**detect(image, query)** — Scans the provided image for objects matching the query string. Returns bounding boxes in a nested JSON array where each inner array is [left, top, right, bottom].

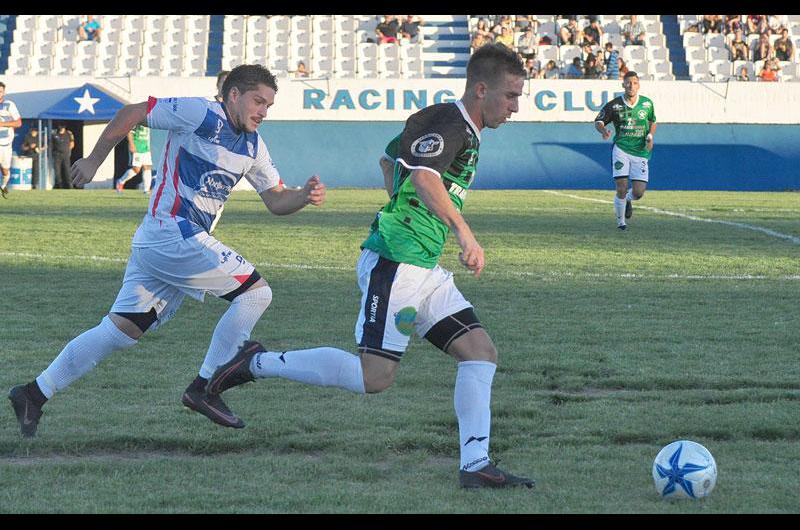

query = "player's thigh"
[[136, 232, 264, 303], [110, 250, 187, 333], [611, 144, 631, 180], [0, 146, 12, 171], [445, 327, 498, 363], [629, 155, 649, 185], [359, 351, 400, 393], [354, 248, 440, 363]]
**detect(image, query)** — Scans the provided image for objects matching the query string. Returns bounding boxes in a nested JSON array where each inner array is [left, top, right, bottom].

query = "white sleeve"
[[245, 137, 282, 193], [8, 101, 20, 121], [145, 96, 207, 133]]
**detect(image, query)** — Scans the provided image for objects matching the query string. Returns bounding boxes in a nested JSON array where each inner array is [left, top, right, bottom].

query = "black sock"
[[25, 381, 48, 408], [188, 375, 208, 392]]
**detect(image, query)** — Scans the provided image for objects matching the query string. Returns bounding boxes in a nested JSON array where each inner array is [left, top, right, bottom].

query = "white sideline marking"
[[2, 251, 798, 281], [543, 190, 800, 245]]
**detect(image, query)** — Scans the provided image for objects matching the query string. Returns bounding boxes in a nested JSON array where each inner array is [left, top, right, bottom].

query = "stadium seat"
[[706, 46, 730, 62], [310, 57, 334, 76], [379, 57, 402, 78], [559, 45, 581, 64], [647, 46, 669, 62], [379, 43, 400, 60], [732, 60, 755, 80], [648, 59, 671, 76], [683, 32, 704, 49], [312, 30, 334, 48], [401, 56, 424, 78], [312, 15, 334, 34], [622, 45, 646, 62], [334, 56, 356, 78], [269, 15, 290, 33], [357, 56, 379, 78], [313, 42, 335, 61], [538, 45, 559, 62], [709, 60, 733, 81], [684, 45, 705, 62], [334, 15, 357, 34], [357, 42, 379, 61]]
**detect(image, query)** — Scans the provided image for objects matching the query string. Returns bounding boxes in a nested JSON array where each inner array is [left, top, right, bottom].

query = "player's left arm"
[[379, 155, 394, 196], [260, 176, 326, 215], [1, 102, 21, 128], [646, 104, 657, 151]]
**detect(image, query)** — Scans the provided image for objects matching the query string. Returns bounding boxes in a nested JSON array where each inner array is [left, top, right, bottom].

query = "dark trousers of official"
[[30, 155, 39, 189], [53, 154, 72, 189]]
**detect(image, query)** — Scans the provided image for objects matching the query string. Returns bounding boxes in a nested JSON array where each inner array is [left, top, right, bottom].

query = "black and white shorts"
[[355, 248, 480, 361]]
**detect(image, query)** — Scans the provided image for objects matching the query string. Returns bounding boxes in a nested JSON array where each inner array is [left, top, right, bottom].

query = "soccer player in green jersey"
[[115, 124, 153, 195], [206, 44, 535, 489], [594, 71, 657, 230]]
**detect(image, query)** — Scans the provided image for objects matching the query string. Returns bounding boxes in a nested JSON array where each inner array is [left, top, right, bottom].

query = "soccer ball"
[[652, 440, 717, 499]]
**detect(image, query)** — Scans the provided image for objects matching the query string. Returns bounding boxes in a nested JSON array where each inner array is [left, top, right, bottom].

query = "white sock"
[[36, 316, 138, 399], [250, 347, 366, 394], [614, 195, 626, 226], [118, 168, 136, 185], [626, 189, 632, 201], [142, 168, 152, 192], [198, 285, 272, 379], [454, 360, 496, 472]]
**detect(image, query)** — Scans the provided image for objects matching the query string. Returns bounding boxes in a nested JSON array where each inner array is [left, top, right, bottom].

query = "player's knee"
[[476, 344, 498, 364], [363, 372, 395, 394], [633, 190, 645, 200]]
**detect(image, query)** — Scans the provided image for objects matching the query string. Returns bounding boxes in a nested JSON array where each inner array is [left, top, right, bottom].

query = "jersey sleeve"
[[649, 101, 657, 123], [8, 101, 20, 121], [595, 101, 613, 125], [145, 96, 207, 133], [244, 137, 282, 193], [396, 111, 465, 178], [382, 133, 402, 162]]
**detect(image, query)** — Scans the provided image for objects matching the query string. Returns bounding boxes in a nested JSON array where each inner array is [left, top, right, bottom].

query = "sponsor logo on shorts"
[[614, 160, 624, 170], [220, 250, 232, 264], [411, 133, 444, 158], [394, 306, 417, 336], [369, 295, 380, 323]]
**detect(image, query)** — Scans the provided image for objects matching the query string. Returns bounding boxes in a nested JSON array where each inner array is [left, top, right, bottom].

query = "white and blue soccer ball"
[[652, 440, 717, 499]]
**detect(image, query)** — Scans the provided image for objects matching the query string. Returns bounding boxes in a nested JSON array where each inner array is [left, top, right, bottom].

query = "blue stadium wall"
[[150, 122, 800, 191]]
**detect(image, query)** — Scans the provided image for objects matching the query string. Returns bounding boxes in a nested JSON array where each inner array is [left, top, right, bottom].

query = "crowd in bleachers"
[[680, 14, 800, 81], [470, 15, 672, 80]]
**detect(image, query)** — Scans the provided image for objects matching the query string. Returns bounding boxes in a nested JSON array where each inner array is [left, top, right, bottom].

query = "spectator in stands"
[[580, 42, 596, 64], [538, 34, 553, 46], [496, 26, 514, 50], [737, 64, 751, 81], [471, 31, 490, 52], [773, 28, 794, 61], [604, 43, 620, 79], [768, 15, 786, 35], [77, 15, 102, 43], [400, 15, 424, 43], [473, 18, 494, 44], [622, 15, 645, 46], [746, 15, 769, 35], [565, 57, 584, 78], [758, 58, 780, 81], [21, 127, 41, 189], [753, 32, 773, 62], [514, 15, 538, 33], [559, 18, 583, 45], [618, 57, 630, 77], [583, 53, 604, 79], [725, 14, 743, 34], [517, 26, 537, 57], [582, 18, 604, 47], [540, 59, 560, 79], [701, 15, 724, 34], [524, 56, 541, 78], [728, 29, 750, 61], [490, 15, 512, 37], [375, 15, 399, 44], [214, 70, 229, 103], [50, 123, 75, 190], [293, 61, 311, 78]]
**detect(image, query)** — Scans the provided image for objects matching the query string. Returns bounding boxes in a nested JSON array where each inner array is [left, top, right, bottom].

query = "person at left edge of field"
[[0, 81, 22, 198], [7, 64, 327, 437], [115, 124, 153, 195], [594, 71, 657, 230]]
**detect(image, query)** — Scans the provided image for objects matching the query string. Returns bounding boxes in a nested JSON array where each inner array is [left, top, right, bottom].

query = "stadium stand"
[[0, 15, 797, 81]]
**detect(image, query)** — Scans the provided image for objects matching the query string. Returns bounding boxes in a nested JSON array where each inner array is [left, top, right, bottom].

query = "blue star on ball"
[[655, 443, 709, 498]]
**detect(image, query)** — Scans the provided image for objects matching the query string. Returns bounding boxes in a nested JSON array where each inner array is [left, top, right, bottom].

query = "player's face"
[[230, 84, 275, 133], [622, 75, 639, 99], [481, 73, 524, 129]]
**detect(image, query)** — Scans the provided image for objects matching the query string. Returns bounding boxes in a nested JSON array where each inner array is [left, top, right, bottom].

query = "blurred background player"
[[0, 81, 22, 198], [206, 44, 535, 490], [51, 123, 75, 189], [594, 71, 657, 230], [115, 124, 152, 195]]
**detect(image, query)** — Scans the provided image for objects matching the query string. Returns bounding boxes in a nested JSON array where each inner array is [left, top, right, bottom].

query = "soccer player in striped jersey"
[[207, 44, 535, 489], [8, 64, 326, 435], [594, 71, 657, 230]]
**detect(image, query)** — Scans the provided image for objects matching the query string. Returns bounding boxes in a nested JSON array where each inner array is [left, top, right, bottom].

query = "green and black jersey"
[[362, 100, 481, 269], [595, 95, 656, 159]]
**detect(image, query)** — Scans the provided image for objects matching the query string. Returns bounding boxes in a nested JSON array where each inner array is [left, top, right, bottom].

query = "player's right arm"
[[594, 102, 613, 140], [411, 168, 484, 278], [71, 102, 149, 187], [379, 134, 401, 196]]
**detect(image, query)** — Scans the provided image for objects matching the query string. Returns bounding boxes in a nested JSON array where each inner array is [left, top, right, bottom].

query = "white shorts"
[[0, 145, 12, 170], [110, 231, 260, 331], [354, 248, 472, 360], [612, 144, 649, 182], [131, 151, 152, 167]]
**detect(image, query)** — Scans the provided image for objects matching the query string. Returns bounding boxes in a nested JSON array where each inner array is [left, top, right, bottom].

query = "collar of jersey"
[[622, 95, 640, 108], [455, 100, 481, 141]]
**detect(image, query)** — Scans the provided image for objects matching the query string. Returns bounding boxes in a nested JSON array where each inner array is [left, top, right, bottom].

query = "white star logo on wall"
[[74, 89, 101, 114]]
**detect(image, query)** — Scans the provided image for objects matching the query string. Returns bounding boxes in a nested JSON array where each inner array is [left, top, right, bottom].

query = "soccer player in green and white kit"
[[594, 71, 657, 230], [115, 124, 153, 195], [206, 44, 535, 489]]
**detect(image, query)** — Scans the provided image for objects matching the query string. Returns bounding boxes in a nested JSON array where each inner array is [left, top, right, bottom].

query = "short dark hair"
[[623, 71, 639, 80], [216, 70, 230, 85], [221, 64, 278, 102], [466, 43, 526, 88], [0, 81, 5, 89]]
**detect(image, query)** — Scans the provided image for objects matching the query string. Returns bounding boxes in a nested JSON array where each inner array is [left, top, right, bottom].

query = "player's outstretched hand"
[[458, 240, 485, 279], [71, 158, 100, 188], [1, 186, 8, 199], [303, 175, 326, 206]]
